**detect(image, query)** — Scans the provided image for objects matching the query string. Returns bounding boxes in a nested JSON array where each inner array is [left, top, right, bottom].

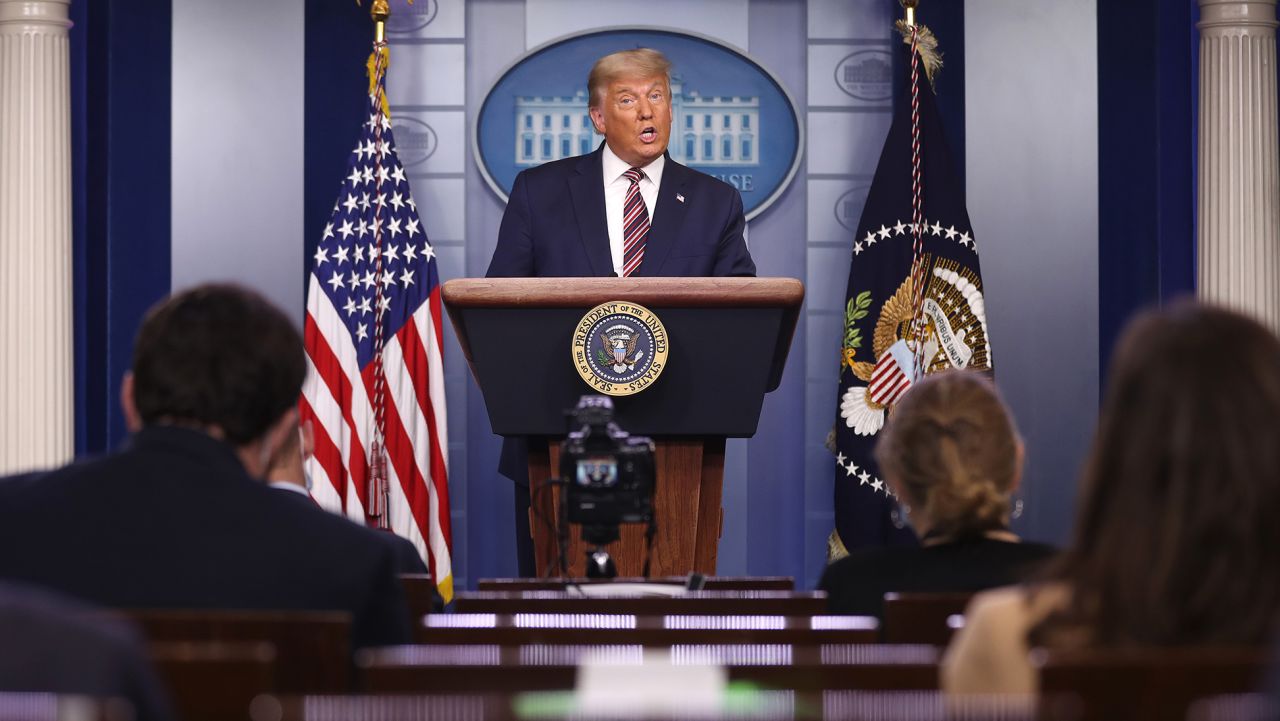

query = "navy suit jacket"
[[268, 485, 430, 576], [487, 147, 757, 482], [0, 427, 412, 650], [487, 146, 756, 278]]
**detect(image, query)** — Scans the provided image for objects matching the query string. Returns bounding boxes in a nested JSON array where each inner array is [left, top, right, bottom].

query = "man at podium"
[[486, 47, 757, 574]]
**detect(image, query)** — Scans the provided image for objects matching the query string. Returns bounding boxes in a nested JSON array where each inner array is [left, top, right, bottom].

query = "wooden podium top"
[[442, 276, 804, 437], [444, 277, 807, 576], [442, 276, 804, 309]]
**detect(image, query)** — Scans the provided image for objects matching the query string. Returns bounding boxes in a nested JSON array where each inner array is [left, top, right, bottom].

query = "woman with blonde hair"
[[943, 301, 1280, 694], [819, 369, 1055, 616]]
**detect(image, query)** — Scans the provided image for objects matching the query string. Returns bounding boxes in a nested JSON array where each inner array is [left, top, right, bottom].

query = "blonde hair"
[[873, 370, 1020, 538], [587, 48, 673, 108]]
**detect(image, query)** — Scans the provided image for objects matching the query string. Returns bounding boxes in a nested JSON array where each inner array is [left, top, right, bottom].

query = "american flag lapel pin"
[[676, 193, 685, 203]]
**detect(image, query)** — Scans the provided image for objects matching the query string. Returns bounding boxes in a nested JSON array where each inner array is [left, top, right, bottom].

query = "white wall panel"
[[807, 43, 893, 109], [171, 0, 305, 318], [394, 110, 467, 175], [966, 0, 1098, 544], [526, 0, 750, 49], [386, 43, 466, 106], [807, 0, 893, 40], [386, 0, 465, 39], [411, 178, 467, 240], [804, 111, 891, 175], [807, 178, 872, 244]]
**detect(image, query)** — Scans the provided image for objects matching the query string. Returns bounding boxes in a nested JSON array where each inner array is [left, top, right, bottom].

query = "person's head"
[[1039, 300, 1280, 647], [874, 370, 1022, 540], [121, 283, 307, 477], [587, 48, 673, 168]]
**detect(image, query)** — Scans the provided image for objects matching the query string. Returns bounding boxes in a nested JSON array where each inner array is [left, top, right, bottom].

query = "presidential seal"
[[572, 301, 669, 396]]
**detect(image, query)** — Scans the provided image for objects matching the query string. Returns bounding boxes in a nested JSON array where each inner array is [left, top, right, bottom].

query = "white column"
[[0, 0, 73, 473], [1198, 0, 1280, 329]]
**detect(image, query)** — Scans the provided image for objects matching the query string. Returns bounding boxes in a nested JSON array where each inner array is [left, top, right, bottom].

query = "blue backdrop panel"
[[71, 0, 173, 455]]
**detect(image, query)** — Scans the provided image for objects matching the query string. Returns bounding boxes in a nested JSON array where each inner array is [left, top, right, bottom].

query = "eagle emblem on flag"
[[839, 254, 991, 438]]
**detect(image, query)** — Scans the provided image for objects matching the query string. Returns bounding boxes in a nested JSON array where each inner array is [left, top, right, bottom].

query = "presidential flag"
[[831, 24, 992, 555], [300, 45, 453, 600]]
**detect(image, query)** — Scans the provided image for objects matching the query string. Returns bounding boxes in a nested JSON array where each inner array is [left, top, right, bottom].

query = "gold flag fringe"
[[827, 529, 851, 563], [895, 19, 943, 88], [366, 46, 391, 121]]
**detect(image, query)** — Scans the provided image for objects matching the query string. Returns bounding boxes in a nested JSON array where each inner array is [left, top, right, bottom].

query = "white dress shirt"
[[601, 144, 664, 277], [268, 481, 311, 497]]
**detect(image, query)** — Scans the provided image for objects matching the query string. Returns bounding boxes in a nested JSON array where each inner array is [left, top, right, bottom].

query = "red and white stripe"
[[301, 273, 454, 600], [868, 352, 912, 408]]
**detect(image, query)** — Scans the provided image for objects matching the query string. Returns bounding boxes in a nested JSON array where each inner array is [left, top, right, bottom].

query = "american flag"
[[300, 46, 453, 601]]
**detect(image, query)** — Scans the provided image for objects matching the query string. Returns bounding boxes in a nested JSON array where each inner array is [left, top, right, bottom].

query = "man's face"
[[589, 74, 672, 168]]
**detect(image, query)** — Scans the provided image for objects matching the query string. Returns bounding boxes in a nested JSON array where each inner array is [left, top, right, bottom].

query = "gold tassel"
[[895, 19, 943, 88], [827, 529, 850, 563]]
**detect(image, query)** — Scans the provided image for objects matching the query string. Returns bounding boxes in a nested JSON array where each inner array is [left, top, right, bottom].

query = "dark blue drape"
[[71, 0, 173, 456], [1096, 0, 1198, 379]]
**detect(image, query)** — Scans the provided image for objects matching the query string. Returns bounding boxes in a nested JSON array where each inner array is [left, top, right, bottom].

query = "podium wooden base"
[[527, 437, 725, 578]]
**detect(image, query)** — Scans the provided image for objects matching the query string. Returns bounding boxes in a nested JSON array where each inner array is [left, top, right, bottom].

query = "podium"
[[443, 277, 803, 577]]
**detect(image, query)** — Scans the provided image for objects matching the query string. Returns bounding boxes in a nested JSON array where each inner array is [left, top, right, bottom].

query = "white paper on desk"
[[576, 649, 726, 717], [568, 583, 686, 598]]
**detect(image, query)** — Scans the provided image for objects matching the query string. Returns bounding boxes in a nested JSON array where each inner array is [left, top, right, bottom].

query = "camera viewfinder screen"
[[576, 457, 618, 487]]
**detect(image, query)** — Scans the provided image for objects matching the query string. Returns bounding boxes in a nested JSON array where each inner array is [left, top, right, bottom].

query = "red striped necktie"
[[621, 167, 649, 277]]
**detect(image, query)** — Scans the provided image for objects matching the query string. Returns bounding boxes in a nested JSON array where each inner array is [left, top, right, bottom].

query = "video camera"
[[559, 396, 656, 558]]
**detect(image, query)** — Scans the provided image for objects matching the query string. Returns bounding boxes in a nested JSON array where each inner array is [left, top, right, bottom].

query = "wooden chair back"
[[356, 643, 941, 694], [476, 576, 795, 592], [880, 592, 974, 645], [1186, 693, 1280, 721], [821, 690, 1073, 721], [1034, 646, 1268, 721], [453, 590, 827, 616], [416, 613, 877, 646], [114, 609, 351, 693], [249, 695, 514, 721], [0, 695, 132, 721], [148, 641, 275, 721], [250, 694, 805, 721], [398, 574, 440, 622]]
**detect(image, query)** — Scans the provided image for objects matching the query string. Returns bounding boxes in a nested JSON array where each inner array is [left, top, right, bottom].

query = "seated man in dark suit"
[[264, 418, 444, 612], [0, 283, 411, 649], [487, 48, 757, 574]]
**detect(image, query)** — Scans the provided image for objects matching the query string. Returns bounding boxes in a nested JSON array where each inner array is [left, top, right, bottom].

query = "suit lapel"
[[638, 156, 689, 277], [567, 148, 614, 276]]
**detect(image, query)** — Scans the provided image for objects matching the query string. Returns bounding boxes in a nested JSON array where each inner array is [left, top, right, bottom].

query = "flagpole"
[[899, 0, 932, 381], [367, 0, 392, 528], [370, 0, 388, 43]]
